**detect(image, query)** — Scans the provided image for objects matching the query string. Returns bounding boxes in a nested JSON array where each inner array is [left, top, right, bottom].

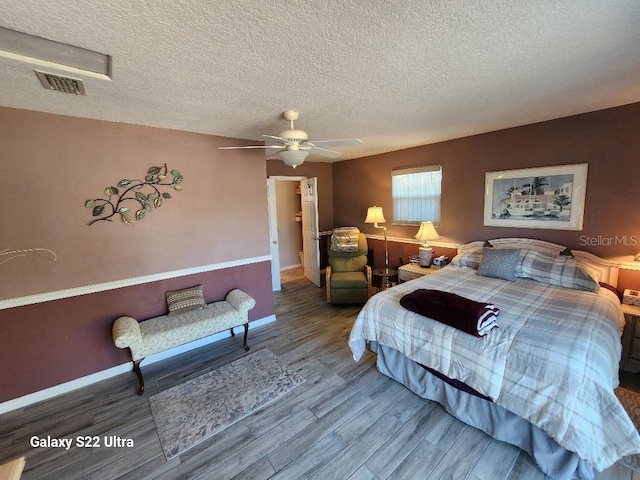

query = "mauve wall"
[[0, 107, 274, 403], [0, 107, 270, 299], [334, 103, 640, 266], [266, 160, 334, 231], [1, 263, 272, 401]]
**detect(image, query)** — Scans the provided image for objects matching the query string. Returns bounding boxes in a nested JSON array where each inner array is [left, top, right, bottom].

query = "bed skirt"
[[374, 343, 595, 480]]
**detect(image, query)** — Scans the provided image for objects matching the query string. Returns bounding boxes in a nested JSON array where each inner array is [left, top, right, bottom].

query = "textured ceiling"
[[1, 1, 640, 161]]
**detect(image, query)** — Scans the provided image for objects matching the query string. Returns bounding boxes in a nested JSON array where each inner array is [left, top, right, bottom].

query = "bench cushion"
[[113, 289, 256, 363], [138, 302, 246, 358]]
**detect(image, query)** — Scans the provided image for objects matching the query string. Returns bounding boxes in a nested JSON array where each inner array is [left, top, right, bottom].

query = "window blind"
[[391, 165, 442, 225]]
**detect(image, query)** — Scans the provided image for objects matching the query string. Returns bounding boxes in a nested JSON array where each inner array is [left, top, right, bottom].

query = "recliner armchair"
[[326, 232, 373, 304]]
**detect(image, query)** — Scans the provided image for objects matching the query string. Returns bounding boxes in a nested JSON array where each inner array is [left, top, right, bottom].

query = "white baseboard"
[[280, 263, 302, 272], [0, 363, 131, 416], [0, 314, 276, 415]]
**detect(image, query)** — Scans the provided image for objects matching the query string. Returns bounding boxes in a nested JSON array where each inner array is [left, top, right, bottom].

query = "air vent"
[[35, 70, 86, 95]]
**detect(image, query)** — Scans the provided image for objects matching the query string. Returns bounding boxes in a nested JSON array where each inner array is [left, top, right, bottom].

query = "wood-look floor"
[[1, 268, 638, 479]]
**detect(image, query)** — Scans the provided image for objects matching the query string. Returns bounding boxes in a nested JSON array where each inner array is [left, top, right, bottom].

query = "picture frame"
[[483, 163, 588, 231]]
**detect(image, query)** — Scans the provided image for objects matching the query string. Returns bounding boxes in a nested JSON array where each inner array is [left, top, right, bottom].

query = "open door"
[[300, 178, 321, 287], [266, 177, 281, 291]]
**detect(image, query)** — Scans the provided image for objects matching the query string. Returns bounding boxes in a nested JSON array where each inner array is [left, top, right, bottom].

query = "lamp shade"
[[364, 206, 386, 224], [415, 221, 439, 244], [278, 150, 308, 168]]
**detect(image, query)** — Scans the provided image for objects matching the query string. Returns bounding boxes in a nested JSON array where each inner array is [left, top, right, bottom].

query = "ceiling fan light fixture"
[[278, 150, 308, 168], [278, 129, 308, 142], [218, 110, 361, 163]]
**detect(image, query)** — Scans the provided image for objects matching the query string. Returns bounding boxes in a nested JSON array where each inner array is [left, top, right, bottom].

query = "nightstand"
[[398, 263, 441, 283], [621, 304, 640, 372]]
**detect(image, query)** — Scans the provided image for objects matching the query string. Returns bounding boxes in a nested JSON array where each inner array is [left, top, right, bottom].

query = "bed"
[[348, 238, 640, 480]]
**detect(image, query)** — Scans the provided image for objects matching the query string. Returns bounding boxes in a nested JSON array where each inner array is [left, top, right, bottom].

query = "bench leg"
[[243, 323, 250, 351], [133, 360, 145, 395], [230, 325, 250, 351]]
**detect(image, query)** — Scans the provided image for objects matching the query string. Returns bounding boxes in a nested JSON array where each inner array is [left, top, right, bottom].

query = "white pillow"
[[450, 249, 483, 269]]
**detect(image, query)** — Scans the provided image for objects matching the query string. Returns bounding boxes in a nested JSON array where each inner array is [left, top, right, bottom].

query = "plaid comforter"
[[348, 266, 640, 471]]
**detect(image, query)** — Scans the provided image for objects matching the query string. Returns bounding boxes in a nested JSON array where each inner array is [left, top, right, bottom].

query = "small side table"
[[372, 267, 398, 291], [398, 263, 441, 283]]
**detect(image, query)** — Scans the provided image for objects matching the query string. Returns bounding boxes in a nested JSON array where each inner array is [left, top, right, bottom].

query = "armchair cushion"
[[329, 255, 367, 272], [330, 271, 369, 289]]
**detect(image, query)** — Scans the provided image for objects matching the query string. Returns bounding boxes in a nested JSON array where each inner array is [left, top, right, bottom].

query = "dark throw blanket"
[[399, 289, 499, 337]]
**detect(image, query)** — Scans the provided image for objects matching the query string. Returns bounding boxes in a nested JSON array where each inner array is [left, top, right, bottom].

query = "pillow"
[[166, 285, 206, 316], [517, 250, 599, 292], [450, 250, 483, 270], [330, 227, 360, 253], [478, 248, 520, 281], [328, 232, 368, 257], [579, 264, 602, 284]]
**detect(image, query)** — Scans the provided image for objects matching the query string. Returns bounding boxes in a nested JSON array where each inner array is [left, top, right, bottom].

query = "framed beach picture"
[[484, 163, 588, 230]]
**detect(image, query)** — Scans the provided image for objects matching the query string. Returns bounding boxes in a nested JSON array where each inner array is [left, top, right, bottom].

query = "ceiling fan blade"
[[306, 145, 342, 158], [262, 134, 289, 143], [307, 138, 363, 148], [218, 145, 269, 150], [218, 145, 283, 150]]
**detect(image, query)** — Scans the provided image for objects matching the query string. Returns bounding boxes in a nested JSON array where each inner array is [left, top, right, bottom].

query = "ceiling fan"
[[219, 110, 363, 168]]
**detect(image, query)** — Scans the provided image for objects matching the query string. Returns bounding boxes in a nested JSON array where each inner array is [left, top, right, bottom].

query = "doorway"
[[267, 176, 320, 291]]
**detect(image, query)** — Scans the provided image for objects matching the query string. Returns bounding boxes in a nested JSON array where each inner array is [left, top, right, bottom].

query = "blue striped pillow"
[[517, 250, 599, 292]]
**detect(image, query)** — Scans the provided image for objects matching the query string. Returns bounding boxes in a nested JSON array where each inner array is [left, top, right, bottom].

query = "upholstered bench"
[[112, 288, 255, 394]]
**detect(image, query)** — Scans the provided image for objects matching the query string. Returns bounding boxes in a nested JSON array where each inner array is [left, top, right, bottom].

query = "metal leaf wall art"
[[85, 164, 184, 226]]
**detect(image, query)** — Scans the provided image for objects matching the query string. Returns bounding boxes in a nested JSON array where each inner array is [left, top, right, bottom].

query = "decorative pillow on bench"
[[165, 285, 206, 316]]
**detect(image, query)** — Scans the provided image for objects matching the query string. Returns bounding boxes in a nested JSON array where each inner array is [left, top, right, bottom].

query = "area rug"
[[149, 348, 305, 460], [616, 387, 640, 472]]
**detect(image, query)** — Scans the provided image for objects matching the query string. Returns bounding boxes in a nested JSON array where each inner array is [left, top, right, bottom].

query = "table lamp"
[[364, 206, 388, 267], [415, 221, 439, 267]]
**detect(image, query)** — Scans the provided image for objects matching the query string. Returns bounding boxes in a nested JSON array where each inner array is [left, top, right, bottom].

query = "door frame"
[[267, 175, 308, 292]]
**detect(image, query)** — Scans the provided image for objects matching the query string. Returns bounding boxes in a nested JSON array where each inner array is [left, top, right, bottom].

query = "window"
[[391, 165, 442, 225]]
